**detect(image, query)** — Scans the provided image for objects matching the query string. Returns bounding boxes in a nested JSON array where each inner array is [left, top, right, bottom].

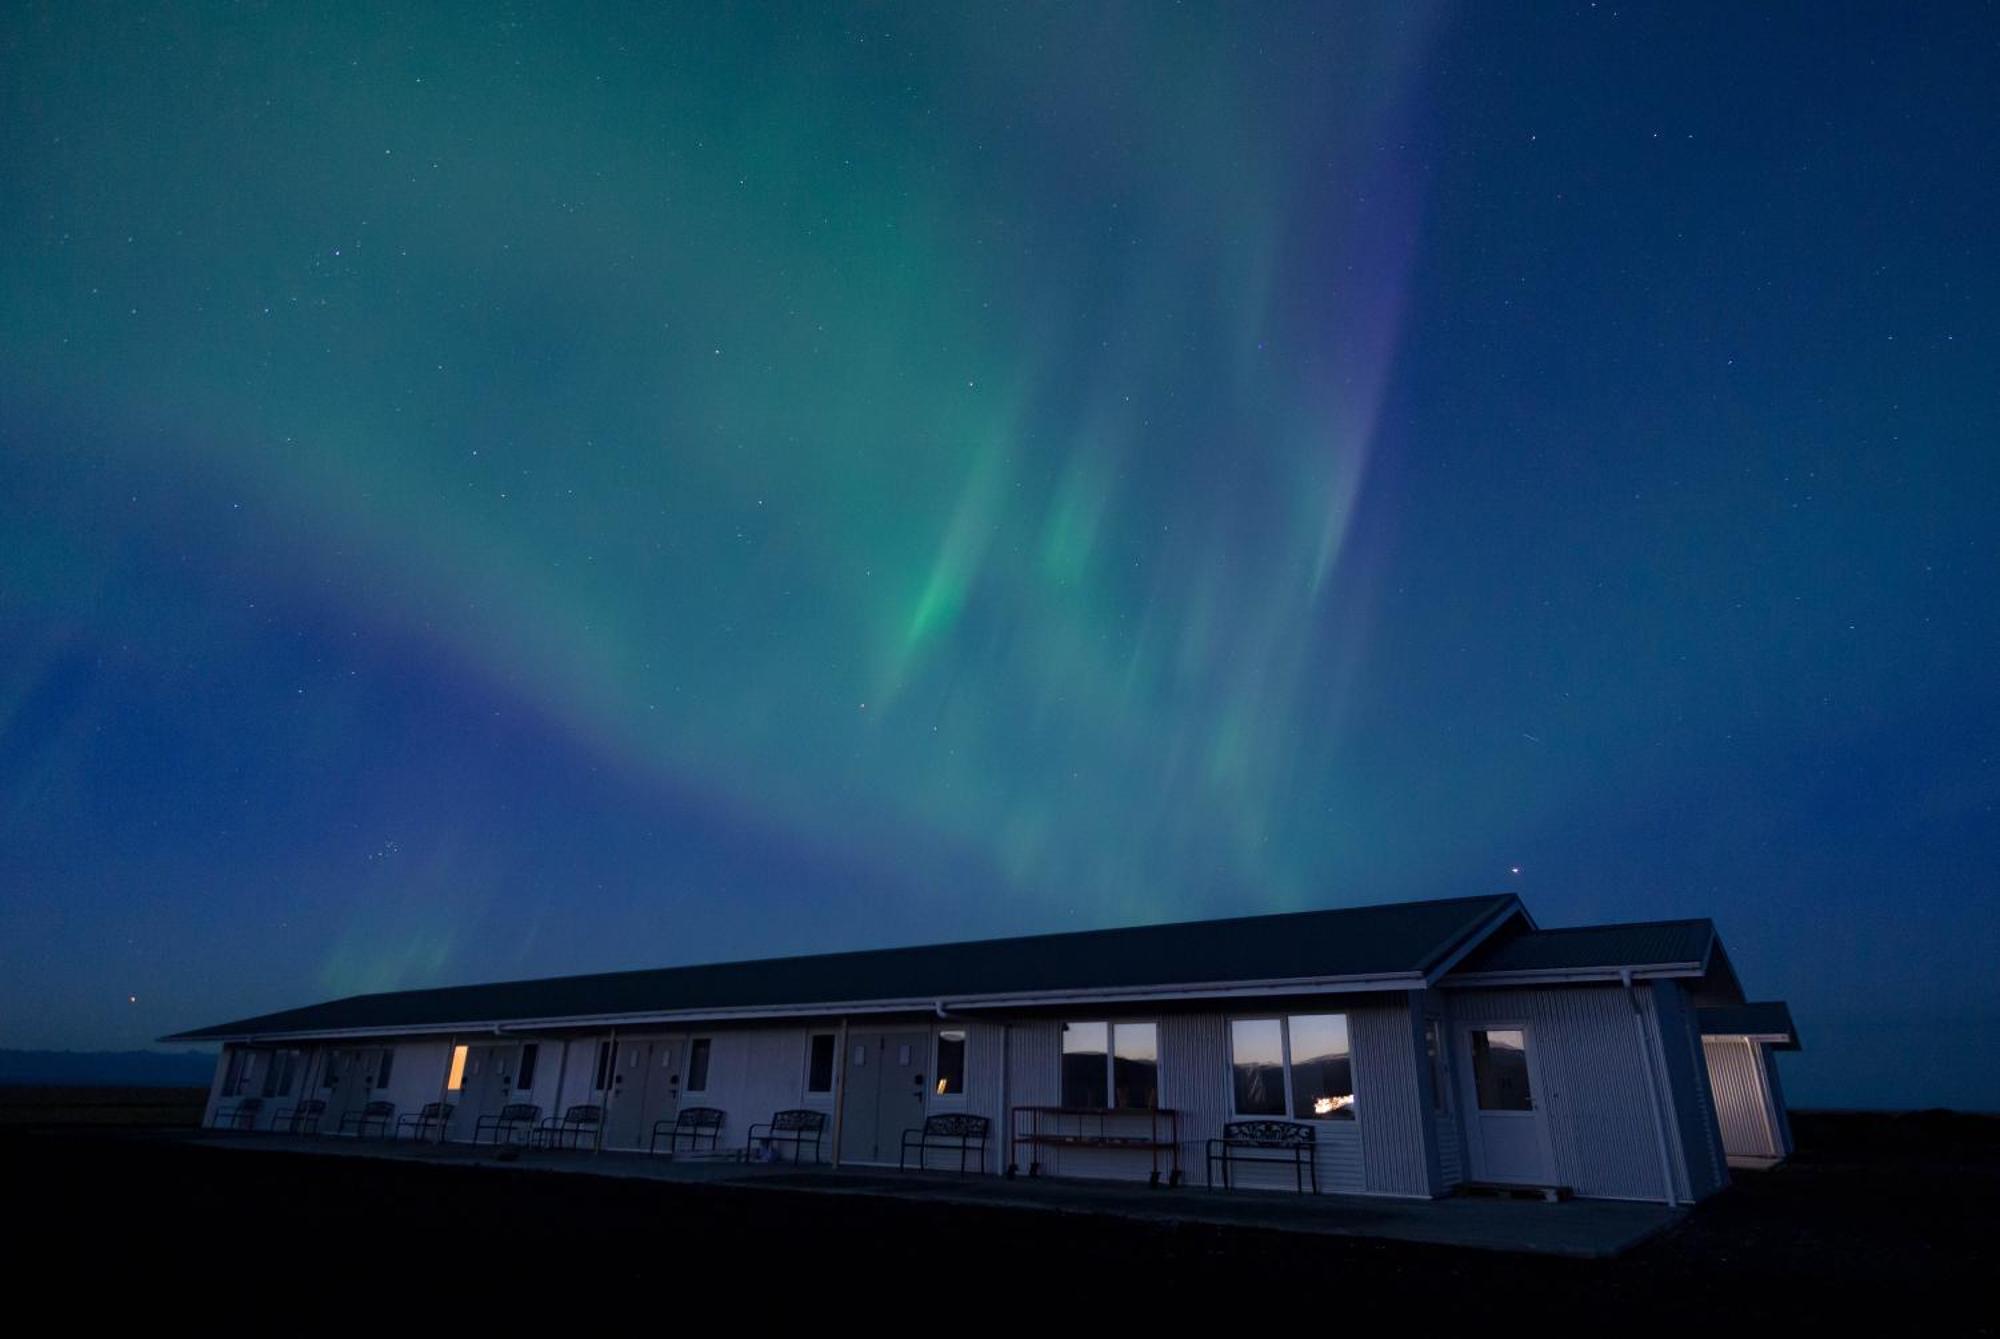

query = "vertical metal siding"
[[1704, 1037, 1778, 1158], [1353, 999, 1434, 1196], [1649, 981, 1729, 1198]]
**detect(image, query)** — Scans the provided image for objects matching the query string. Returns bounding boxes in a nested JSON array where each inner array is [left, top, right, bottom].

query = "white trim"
[[1441, 963, 1705, 989]]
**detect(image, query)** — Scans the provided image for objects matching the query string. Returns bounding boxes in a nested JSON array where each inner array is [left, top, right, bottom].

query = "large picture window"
[[1061, 1022, 1158, 1108], [1229, 1014, 1355, 1120]]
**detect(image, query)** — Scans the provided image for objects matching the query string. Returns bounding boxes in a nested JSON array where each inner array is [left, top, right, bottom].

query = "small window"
[[447, 1044, 469, 1093], [593, 1041, 613, 1091], [1425, 1020, 1449, 1113], [806, 1034, 836, 1094], [375, 1050, 395, 1091], [1470, 1029, 1533, 1111], [935, 1029, 966, 1096], [515, 1044, 537, 1092], [686, 1038, 712, 1093]]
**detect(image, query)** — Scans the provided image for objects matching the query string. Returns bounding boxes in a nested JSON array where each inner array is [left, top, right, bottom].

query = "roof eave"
[[1440, 962, 1708, 989]]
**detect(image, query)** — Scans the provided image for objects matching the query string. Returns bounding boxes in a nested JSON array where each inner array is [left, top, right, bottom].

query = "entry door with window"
[[604, 1039, 682, 1150], [838, 1031, 928, 1164], [1460, 1026, 1555, 1185], [451, 1043, 518, 1137], [323, 1048, 384, 1124]]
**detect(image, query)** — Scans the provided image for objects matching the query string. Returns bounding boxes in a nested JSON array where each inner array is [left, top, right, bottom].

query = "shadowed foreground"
[[8, 1109, 1994, 1328]]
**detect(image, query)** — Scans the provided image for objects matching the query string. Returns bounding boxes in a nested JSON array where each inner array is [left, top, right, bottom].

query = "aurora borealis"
[[2, 4, 1995, 1109]]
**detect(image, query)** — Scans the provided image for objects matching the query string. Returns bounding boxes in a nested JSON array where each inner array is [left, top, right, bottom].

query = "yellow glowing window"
[[447, 1044, 469, 1092]]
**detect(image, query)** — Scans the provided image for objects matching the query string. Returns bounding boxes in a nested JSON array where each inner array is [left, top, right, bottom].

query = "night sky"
[[2, 4, 1994, 1110]]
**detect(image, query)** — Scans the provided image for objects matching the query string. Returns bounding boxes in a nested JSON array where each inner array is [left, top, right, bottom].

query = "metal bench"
[[338, 1099, 396, 1139], [651, 1106, 724, 1157], [901, 1112, 990, 1174], [272, 1097, 326, 1135], [533, 1103, 605, 1150], [396, 1101, 455, 1141], [212, 1096, 264, 1131], [747, 1108, 828, 1164], [473, 1102, 542, 1146], [1206, 1119, 1318, 1193]]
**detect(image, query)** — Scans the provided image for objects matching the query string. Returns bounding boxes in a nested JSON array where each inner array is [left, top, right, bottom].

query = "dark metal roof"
[[164, 893, 1518, 1041], [1448, 918, 1716, 977], [1699, 1001, 1800, 1049]]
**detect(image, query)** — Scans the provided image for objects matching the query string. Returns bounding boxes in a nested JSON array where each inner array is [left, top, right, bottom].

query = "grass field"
[[5, 1093, 1991, 1327]]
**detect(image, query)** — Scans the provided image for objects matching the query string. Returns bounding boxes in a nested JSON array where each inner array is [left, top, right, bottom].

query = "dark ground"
[[6, 1095, 1992, 1328]]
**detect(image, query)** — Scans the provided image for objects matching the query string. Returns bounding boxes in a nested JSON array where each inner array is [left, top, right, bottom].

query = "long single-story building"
[[165, 893, 1798, 1204]]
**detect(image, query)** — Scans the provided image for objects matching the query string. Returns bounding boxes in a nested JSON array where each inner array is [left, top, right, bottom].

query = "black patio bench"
[[651, 1106, 725, 1157], [473, 1102, 542, 1146], [272, 1097, 326, 1135], [901, 1113, 991, 1174], [396, 1101, 455, 1141], [212, 1096, 264, 1131], [1206, 1119, 1318, 1193], [747, 1108, 828, 1164], [339, 1100, 396, 1139], [534, 1103, 605, 1150]]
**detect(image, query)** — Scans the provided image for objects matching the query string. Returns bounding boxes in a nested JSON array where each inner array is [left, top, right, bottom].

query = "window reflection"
[[1061, 1022, 1109, 1108], [1231, 1018, 1286, 1116], [936, 1029, 966, 1095], [1470, 1029, 1533, 1111], [1287, 1014, 1354, 1120], [1113, 1022, 1158, 1109]]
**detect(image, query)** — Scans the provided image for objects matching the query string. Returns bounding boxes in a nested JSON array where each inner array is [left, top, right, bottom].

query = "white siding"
[[1704, 1036, 1781, 1159], [1447, 984, 1698, 1202]]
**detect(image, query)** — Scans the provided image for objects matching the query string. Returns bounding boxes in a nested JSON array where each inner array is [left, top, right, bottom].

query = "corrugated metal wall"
[[1652, 981, 1729, 1197], [1447, 984, 1684, 1202], [1353, 1001, 1433, 1196], [1703, 1036, 1778, 1158]]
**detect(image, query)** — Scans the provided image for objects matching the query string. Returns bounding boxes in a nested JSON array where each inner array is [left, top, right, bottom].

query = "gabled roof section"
[[164, 893, 1520, 1043], [1699, 1001, 1800, 1050], [1442, 917, 1718, 986]]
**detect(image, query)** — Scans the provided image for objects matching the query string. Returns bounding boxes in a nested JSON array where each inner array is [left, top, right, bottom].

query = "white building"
[[167, 893, 1798, 1204]]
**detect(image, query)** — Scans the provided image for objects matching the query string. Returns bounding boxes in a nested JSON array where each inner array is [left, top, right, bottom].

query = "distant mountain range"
[[0, 1049, 216, 1087]]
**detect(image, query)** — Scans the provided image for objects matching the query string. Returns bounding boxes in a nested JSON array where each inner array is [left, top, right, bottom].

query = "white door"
[[1461, 1025, 1555, 1185]]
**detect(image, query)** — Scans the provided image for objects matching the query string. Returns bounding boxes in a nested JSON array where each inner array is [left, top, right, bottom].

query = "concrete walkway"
[[196, 1133, 1681, 1259]]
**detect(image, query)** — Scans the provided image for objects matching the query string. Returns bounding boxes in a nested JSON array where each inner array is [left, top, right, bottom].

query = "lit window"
[[686, 1038, 712, 1093], [515, 1043, 537, 1092], [1229, 1014, 1355, 1120], [1062, 1022, 1158, 1109], [446, 1044, 468, 1093], [935, 1029, 966, 1096], [806, 1034, 835, 1094]]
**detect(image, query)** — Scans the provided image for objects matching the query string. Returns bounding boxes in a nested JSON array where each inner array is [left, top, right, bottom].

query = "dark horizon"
[[3, 4, 1995, 1112]]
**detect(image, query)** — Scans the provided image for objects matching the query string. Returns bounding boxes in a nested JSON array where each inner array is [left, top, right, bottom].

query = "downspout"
[[550, 1037, 570, 1150], [1623, 970, 1680, 1206], [595, 1028, 616, 1154], [829, 1016, 850, 1169]]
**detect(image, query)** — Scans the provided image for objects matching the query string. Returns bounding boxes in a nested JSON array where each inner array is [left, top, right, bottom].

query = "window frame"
[[685, 1037, 713, 1094], [1059, 1020, 1160, 1110], [805, 1032, 837, 1096], [512, 1043, 535, 1093], [932, 1027, 969, 1102], [1226, 1012, 1357, 1122]]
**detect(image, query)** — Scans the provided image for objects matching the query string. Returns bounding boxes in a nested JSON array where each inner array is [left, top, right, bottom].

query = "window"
[[1425, 1020, 1449, 1113], [1061, 1022, 1158, 1109], [447, 1044, 469, 1093], [686, 1038, 712, 1093], [1229, 1014, 1355, 1120], [514, 1044, 537, 1092], [222, 1049, 247, 1097], [594, 1041, 613, 1091], [806, 1034, 835, 1094], [261, 1050, 301, 1099], [375, 1049, 395, 1091], [935, 1029, 966, 1096], [1469, 1029, 1533, 1111]]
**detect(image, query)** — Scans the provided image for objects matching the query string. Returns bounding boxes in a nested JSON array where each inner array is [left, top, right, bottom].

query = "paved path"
[[198, 1132, 1680, 1258]]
